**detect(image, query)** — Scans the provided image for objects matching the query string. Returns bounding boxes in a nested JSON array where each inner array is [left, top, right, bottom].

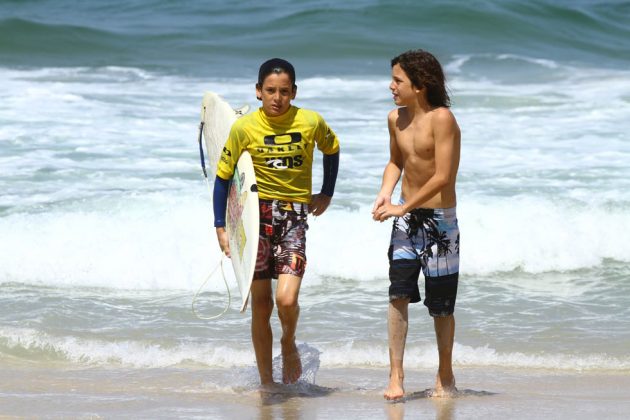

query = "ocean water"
[[2, 0, 630, 417]]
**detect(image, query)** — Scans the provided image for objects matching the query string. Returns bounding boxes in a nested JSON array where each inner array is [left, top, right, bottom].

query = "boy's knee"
[[275, 295, 298, 311], [252, 296, 274, 315]]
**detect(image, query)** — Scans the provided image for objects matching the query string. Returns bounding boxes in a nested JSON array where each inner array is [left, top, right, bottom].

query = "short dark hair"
[[391, 50, 450, 108], [257, 58, 296, 87]]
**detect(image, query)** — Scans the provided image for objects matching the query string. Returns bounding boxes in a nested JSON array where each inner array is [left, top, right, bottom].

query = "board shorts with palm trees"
[[388, 205, 460, 317], [253, 199, 309, 280]]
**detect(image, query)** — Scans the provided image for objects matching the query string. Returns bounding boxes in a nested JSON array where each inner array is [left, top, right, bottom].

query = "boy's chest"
[[397, 125, 434, 159]]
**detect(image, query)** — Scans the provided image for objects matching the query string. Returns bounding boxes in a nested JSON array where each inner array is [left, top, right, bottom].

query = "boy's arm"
[[213, 123, 245, 257], [310, 151, 339, 216], [213, 175, 231, 257], [372, 111, 403, 216], [310, 114, 340, 217]]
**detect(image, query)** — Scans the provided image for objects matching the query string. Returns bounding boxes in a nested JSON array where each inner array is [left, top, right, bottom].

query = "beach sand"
[[2, 365, 629, 419]]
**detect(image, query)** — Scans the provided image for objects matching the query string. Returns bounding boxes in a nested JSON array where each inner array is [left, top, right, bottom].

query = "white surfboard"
[[201, 92, 258, 312]]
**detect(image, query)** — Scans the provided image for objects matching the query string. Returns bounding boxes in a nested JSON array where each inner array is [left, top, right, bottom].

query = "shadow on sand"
[[259, 382, 337, 406], [388, 388, 497, 404], [384, 389, 498, 420]]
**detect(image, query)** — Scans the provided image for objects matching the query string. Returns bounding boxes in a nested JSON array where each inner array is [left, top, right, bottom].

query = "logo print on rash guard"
[[265, 155, 304, 169], [261, 132, 304, 170], [264, 132, 302, 145]]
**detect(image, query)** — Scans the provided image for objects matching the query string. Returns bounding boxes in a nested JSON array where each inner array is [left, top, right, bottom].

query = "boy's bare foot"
[[384, 373, 405, 400], [281, 340, 302, 384], [432, 373, 457, 397]]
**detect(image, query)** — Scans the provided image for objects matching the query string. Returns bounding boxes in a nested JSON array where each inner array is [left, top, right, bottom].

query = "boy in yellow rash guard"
[[216, 103, 339, 202], [212, 58, 340, 386]]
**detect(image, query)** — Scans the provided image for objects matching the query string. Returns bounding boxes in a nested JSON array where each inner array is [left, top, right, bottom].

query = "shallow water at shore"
[[3, 365, 630, 419]]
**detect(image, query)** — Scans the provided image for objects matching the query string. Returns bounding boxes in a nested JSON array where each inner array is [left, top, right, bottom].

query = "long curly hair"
[[391, 50, 451, 108]]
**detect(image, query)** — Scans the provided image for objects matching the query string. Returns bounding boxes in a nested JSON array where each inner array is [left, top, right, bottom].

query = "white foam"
[[1, 194, 629, 291], [459, 197, 630, 274], [2, 64, 630, 287], [309, 197, 630, 279], [3, 326, 626, 372], [318, 341, 630, 371], [0, 326, 253, 368], [0, 192, 230, 291]]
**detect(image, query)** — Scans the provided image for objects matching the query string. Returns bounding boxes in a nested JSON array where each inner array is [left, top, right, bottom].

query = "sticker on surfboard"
[[201, 91, 258, 312]]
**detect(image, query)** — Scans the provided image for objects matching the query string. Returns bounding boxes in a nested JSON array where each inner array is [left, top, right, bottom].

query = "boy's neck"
[[405, 96, 433, 118]]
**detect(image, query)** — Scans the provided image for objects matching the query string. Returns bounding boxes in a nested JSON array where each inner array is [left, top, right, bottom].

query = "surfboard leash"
[[191, 255, 232, 320], [197, 120, 215, 205], [197, 121, 209, 179]]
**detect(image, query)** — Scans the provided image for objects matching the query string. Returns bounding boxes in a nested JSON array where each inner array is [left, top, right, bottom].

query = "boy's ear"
[[414, 84, 424, 93], [255, 83, 262, 101]]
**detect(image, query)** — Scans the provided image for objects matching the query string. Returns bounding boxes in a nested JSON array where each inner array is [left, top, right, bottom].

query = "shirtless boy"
[[372, 49, 461, 400]]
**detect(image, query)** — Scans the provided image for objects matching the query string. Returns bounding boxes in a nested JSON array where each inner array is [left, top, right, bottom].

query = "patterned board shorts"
[[388, 206, 460, 317], [253, 199, 309, 280]]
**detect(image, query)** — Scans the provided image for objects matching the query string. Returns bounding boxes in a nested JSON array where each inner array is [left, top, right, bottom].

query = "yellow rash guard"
[[216, 105, 340, 203]]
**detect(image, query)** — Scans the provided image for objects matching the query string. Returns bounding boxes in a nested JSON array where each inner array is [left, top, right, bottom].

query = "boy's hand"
[[372, 194, 392, 221], [216, 227, 231, 257], [373, 202, 405, 222], [309, 193, 332, 216]]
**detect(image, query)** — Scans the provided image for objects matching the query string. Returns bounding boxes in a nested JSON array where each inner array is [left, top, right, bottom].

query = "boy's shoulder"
[[388, 107, 415, 130], [388, 107, 406, 123], [295, 106, 324, 123], [429, 107, 459, 132], [428, 106, 457, 123]]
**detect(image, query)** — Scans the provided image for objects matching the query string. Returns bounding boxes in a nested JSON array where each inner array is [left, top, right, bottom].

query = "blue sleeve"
[[321, 151, 339, 197], [213, 175, 230, 228]]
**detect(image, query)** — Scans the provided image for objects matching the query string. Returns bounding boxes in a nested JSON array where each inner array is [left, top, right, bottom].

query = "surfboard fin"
[[234, 105, 250, 116]]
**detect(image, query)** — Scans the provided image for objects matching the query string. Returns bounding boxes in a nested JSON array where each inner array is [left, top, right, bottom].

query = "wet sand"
[[2, 365, 630, 419]]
